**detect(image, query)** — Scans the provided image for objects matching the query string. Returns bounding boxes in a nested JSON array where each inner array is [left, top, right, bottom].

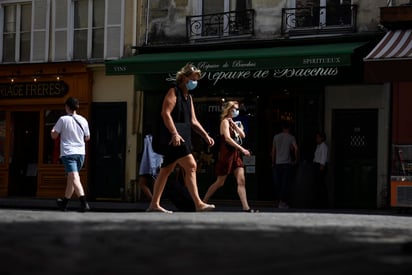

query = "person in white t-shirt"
[[51, 97, 90, 212], [313, 131, 329, 208]]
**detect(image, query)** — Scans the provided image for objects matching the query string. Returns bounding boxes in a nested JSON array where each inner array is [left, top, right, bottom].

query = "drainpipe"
[[133, 0, 137, 54], [145, 0, 150, 45]]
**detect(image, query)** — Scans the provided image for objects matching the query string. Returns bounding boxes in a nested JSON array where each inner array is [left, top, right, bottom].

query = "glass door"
[[9, 111, 39, 196]]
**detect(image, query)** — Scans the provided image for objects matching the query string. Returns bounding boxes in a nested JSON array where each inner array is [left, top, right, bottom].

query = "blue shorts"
[[61, 155, 85, 173]]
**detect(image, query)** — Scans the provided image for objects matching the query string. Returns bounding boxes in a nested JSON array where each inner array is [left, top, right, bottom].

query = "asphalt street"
[[0, 202, 412, 275]]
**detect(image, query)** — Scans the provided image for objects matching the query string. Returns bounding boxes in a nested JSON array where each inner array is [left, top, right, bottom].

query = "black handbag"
[[152, 87, 192, 154], [175, 122, 192, 148]]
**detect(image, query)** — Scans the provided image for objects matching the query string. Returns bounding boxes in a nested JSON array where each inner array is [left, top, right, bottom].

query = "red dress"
[[215, 134, 244, 176]]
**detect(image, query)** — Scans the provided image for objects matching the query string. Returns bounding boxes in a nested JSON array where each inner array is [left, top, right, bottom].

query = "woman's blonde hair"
[[221, 101, 239, 121], [176, 63, 201, 84]]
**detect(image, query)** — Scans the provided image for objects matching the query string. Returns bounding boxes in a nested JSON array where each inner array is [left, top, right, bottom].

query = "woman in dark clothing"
[[203, 101, 258, 212], [146, 63, 215, 213]]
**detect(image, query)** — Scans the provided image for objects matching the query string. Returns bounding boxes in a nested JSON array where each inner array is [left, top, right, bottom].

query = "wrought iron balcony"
[[281, 5, 357, 36], [186, 9, 254, 41], [380, 4, 412, 29]]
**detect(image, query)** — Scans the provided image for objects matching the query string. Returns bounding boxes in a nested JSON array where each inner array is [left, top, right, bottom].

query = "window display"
[[391, 144, 412, 208], [43, 109, 65, 164], [0, 111, 5, 164], [391, 144, 412, 181]]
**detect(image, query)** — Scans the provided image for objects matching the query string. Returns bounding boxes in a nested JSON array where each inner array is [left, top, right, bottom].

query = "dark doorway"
[[9, 112, 39, 196], [332, 109, 378, 208], [257, 94, 299, 201], [90, 102, 126, 200]]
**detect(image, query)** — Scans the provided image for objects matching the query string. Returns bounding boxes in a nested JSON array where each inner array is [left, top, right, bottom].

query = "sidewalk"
[[0, 197, 153, 212], [0, 197, 276, 212], [1, 201, 411, 275], [0, 196, 405, 215]]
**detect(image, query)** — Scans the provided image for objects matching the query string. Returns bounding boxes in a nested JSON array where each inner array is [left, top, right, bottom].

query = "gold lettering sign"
[[0, 81, 69, 99]]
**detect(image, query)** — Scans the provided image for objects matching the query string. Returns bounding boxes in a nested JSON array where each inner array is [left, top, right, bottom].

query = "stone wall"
[[138, 0, 388, 46]]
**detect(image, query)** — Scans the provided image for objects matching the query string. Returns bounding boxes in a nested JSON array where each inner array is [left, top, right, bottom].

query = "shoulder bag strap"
[[71, 115, 85, 136]]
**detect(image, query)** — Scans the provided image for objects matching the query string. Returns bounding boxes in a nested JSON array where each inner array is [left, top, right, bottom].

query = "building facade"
[[106, 0, 405, 208], [364, 1, 412, 209], [0, 0, 138, 200], [1, 0, 409, 209]]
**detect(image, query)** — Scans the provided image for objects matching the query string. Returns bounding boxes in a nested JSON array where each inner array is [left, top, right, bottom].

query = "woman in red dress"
[[203, 101, 258, 212]]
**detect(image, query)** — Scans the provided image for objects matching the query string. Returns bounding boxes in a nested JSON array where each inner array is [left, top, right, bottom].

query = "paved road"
[[1, 207, 411, 274]]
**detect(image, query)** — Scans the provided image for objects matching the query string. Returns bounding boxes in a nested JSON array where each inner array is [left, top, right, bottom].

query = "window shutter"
[[52, 0, 69, 61], [105, 0, 123, 59], [32, 0, 50, 62]]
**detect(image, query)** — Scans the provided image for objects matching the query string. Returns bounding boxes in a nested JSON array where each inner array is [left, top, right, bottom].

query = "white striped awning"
[[365, 29, 412, 60]]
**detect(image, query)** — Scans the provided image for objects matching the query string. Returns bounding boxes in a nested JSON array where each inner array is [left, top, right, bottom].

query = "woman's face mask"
[[186, 80, 198, 90], [231, 108, 239, 118]]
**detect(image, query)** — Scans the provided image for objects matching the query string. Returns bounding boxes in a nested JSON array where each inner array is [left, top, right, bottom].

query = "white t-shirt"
[[273, 132, 296, 164], [53, 114, 90, 157], [313, 142, 328, 165]]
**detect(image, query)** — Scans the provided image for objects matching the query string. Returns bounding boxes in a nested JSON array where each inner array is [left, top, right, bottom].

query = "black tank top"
[[171, 86, 192, 123]]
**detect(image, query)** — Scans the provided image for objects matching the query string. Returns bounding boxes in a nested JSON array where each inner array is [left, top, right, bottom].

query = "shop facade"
[[364, 28, 412, 209], [107, 40, 390, 208], [0, 62, 92, 198]]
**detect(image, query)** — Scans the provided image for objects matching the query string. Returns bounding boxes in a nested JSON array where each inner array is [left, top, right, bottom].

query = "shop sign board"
[[0, 81, 69, 99]]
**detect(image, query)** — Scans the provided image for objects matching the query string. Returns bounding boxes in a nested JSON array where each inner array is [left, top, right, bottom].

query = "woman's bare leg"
[[203, 175, 227, 202], [138, 176, 153, 200], [234, 167, 250, 211], [148, 162, 176, 213], [178, 154, 215, 211]]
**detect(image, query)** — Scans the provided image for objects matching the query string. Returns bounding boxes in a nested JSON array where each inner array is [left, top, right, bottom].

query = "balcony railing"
[[186, 9, 254, 41], [281, 5, 357, 36], [380, 4, 412, 29]]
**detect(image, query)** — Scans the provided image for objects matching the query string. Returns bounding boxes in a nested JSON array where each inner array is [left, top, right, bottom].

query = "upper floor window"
[[52, 0, 124, 61], [282, 0, 356, 35], [1, 0, 50, 63], [187, 0, 253, 40], [296, 0, 352, 27], [2, 2, 32, 62], [73, 0, 104, 60], [0, 0, 124, 63]]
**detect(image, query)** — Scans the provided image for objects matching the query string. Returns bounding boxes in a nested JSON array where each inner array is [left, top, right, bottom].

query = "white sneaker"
[[278, 201, 289, 209]]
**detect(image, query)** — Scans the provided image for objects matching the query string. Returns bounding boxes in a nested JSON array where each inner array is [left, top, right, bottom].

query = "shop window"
[[0, 112, 5, 164], [391, 145, 412, 180], [43, 109, 65, 164]]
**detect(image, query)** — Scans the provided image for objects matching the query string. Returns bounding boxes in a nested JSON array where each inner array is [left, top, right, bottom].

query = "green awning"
[[105, 42, 365, 75]]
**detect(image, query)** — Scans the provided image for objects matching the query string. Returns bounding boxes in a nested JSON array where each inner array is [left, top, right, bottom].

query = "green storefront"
[[106, 42, 368, 205]]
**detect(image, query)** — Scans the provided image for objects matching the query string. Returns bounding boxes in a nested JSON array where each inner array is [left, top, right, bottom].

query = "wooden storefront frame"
[[0, 62, 92, 198]]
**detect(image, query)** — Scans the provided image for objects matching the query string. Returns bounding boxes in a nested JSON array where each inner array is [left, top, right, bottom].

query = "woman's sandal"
[[243, 208, 259, 213], [196, 204, 215, 212], [146, 207, 173, 214]]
